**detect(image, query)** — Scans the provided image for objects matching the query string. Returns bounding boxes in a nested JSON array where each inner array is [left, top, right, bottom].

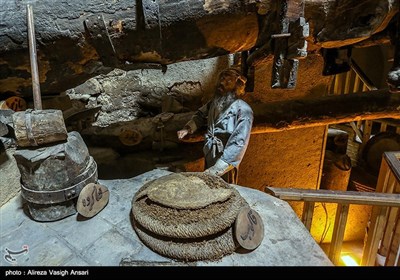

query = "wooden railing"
[[265, 152, 400, 266]]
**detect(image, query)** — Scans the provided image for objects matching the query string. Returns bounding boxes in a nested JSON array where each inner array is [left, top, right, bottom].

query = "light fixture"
[[340, 253, 359, 266]]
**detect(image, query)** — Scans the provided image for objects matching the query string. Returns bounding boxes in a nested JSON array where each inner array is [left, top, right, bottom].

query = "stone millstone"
[[133, 217, 239, 262], [132, 172, 248, 239]]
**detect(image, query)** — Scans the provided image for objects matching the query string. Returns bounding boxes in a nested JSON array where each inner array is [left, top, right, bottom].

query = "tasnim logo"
[[3, 245, 29, 265]]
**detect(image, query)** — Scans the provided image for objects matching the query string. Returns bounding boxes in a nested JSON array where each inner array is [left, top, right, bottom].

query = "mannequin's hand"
[[204, 166, 222, 176], [177, 129, 189, 140], [204, 159, 233, 177]]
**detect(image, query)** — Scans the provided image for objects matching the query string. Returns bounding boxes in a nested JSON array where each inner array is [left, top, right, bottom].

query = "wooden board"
[[77, 183, 109, 218], [234, 207, 264, 250]]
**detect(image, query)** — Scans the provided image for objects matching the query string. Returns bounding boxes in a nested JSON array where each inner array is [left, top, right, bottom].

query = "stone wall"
[[0, 139, 20, 207]]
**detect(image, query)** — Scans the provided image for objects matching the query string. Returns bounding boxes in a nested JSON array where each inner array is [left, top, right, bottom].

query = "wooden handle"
[[27, 4, 42, 110]]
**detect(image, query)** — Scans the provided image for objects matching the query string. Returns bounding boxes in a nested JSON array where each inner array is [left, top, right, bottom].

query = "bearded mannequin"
[[177, 67, 253, 184]]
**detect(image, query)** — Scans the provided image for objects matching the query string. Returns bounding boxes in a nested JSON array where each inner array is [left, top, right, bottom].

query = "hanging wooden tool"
[[12, 4, 67, 147]]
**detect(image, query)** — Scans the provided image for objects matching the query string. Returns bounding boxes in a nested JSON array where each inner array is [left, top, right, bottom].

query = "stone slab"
[[0, 169, 333, 266]]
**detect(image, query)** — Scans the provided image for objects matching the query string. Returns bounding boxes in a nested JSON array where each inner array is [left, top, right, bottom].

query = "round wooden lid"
[[118, 129, 143, 146], [5, 96, 27, 111], [234, 207, 264, 250]]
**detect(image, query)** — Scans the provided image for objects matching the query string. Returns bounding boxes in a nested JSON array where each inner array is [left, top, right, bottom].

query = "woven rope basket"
[[131, 172, 249, 261], [133, 217, 239, 262], [132, 172, 248, 239]]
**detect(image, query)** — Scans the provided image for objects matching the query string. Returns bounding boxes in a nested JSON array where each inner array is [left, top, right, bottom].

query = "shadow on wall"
[[91, 143, 205, 180]]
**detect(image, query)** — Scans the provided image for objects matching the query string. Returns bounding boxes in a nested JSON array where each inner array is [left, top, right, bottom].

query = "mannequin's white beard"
[[213, 91, 236, 113]]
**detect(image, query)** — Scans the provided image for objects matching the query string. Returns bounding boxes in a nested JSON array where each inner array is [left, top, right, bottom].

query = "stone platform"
[[0, 169, 332, 266]]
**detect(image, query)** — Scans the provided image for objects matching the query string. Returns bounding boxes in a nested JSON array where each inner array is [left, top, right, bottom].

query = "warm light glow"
[[341, 254, 359, 266]]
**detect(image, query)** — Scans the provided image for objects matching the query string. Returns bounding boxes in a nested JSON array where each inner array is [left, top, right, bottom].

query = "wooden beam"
[[0, 0, 259, 96], [82, 89, 400, 145], [179, 90, 400, 141], [179, 89, 400, 143], [251, 89, 400, 133], [265, 187, 400, 207], [0, 0, 397, 96]]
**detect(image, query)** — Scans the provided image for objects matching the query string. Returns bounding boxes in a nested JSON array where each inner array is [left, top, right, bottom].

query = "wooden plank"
[[350, 59, 377, 91], [396, 180, 400, 193], [385, 213, 400, 266], [379, 207, 399, 256], [334, 73, 343, 94], [380, 123, 388, 132], [250, 89, 400, 134], [372, 118, 400, 127], [328, 204, 350, 265], [363, 120, 373, 141], [375, 158, 391, 193], [361, 206, 389, 266], [353, 74, 361, 93], [384, 152, 400, 185], [87, 89, 400, 143], [358, 120, 372, 158], [301, 201, 315, 231], [265, 187, 400, 207], [343, 71, 352, 94], [316, 126, 328, 190], [357, 120, 363, 130], [349, 121, 363, 142], [386, 172, 397, 194]]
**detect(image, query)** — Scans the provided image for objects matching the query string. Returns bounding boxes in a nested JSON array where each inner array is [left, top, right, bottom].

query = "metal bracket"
[[84, 14, 119, 67], [243, 0, 308, 90], [140, 0, 163, 56], [142, 0, 161, 30], [271, 0, 308, 89], [21, 157, 98, 204], [152, 112, 174, 151]]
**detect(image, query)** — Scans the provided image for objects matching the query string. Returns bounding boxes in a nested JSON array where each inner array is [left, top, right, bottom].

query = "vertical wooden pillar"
[[328, 203, 350, 265], [301, 201, 315, 231], [358, 120, 373, 159]]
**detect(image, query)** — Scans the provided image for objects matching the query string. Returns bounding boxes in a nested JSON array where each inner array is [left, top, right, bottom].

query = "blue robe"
[[186, 92, 253, 182]]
